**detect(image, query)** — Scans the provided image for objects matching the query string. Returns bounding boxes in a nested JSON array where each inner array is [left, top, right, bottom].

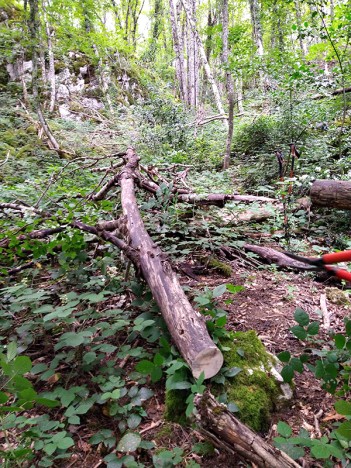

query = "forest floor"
[[136, 262, 350, 467]]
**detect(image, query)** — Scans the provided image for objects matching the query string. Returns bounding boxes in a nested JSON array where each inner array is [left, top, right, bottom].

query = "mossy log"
[[119, 148, 223, 379], [195, 391, 301, 468], [310, 179, 351, 210]]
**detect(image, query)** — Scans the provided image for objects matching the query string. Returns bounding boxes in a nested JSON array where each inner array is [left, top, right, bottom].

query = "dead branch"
[[118, 148, 223, 378], [194, 391, 301, 468], [243, 244, 313, 270]]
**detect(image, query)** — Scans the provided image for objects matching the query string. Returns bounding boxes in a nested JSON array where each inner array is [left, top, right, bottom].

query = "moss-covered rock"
[[219, 331, 282, 432]]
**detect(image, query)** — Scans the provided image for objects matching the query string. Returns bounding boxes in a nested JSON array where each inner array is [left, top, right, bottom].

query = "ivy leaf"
[[13, 356, 32, 374], [127, 414, 142, 429]]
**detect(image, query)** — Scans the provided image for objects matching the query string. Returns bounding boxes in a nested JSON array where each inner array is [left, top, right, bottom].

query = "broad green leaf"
[[225, 367, 242, 378], [336, 421, 351, 441], [294, 308, 309, 326], [227, 402, 239, 413], [57, 437, 75, 450], [290, 358, 303, 373], [307, 322, 319, 336], [0, 391, 9, 404], [13, 356, 32, 374], [276, 421, 292, 437], [116, 432, 141, 452], [7, 342, 17, 361], [213, 284, 227, 298], [226, 284, 244, 294], [310, 443, 332, 459], [334, 334, 346, 349], [335, 400, 351, 416], [127, 414, 142, 429], [151, 366, 163, 383], [135, 360, 154, 374], [290, 325, 307, 341], [281, 364, 294, 383], [277, 351, 291, 363]]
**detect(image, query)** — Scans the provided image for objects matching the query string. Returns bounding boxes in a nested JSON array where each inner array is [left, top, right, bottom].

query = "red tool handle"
[[325, 265, 351, 282], [322, 250, 351, 264]]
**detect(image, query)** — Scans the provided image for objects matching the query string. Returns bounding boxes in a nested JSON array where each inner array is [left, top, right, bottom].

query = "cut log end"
[[192, 347, 224, 379]]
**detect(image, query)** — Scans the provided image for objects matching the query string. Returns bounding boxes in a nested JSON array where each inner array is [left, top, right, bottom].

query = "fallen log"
[[119, 148, 223, 379], [194, 391, 301, 468], [312, 86, 351, 100], [177, 193, 278, 207], [310, 179, 351, 210], [243, 244, 313, 270]]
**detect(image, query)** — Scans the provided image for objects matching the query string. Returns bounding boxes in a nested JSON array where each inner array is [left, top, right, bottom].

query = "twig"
[[320, 293, 331, 330], [0, 151, 9, 167]]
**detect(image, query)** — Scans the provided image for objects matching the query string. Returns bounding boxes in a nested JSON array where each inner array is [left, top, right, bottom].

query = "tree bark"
[[310, 180, 351, 210], [222, 0, 234, 169], [312, 86, 351, 100], [119, 148, 223, 379], [181, 0, 227, 126], [195, 391, 301, 468], [28, 0, 59, 150], [169, 0, 186, 102], [42, 0, 56, 113]]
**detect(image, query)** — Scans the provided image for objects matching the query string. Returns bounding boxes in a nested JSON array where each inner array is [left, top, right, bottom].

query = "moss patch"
[[164, 389, 188, 425], [220, 331, 280, 432], [207, 256, 232, 277]]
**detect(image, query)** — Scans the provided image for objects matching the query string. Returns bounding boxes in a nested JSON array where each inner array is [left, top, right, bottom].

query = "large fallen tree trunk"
[[119, 148, 223, 379], [312, 86, 351, 100], [194, 391, 301, 468], [243, 244, 312, 270], [310, 179, 351, 210]]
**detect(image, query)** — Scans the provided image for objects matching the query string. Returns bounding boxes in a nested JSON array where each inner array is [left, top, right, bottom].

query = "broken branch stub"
[[119, 148, 223, 379]]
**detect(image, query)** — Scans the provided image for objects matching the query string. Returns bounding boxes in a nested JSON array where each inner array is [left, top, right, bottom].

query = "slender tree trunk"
[[236, 77, 244, 113], [249, 0, 264, 56], [42, 0, 56, 113], [169, 0, 186, 101], [111, 0, 123, 28], [248, 0, 268, 87], [29, 0, 59, 150], [222, 0, 234, 169], [294, 0, 306, 55], [181, 0, 227, 126]]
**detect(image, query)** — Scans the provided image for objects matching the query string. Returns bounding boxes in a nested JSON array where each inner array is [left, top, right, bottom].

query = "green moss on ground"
[[220, 331, 280, 432], [207, 256, 232, 277], [164, 389, 188, 425]]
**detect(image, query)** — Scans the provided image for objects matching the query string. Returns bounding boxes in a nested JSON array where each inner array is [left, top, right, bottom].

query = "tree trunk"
[[294, 0, 307, 55], [310, 180, 351, 210], [169, 0, 186, 102], [28, 0, 59, 150], [248, 0, 268, 87], [195, 391, 301, 468], [222, 0, 234, 169], [181, 0, 227, 126], [42, 0, 56, 113], [119, 148, 223, 379]]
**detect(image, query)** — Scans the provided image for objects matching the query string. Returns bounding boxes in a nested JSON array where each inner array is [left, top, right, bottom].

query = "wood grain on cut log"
[[119, 148, 223, 379], [310, 180, 351, 210], [195, 391, 301, 468]]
